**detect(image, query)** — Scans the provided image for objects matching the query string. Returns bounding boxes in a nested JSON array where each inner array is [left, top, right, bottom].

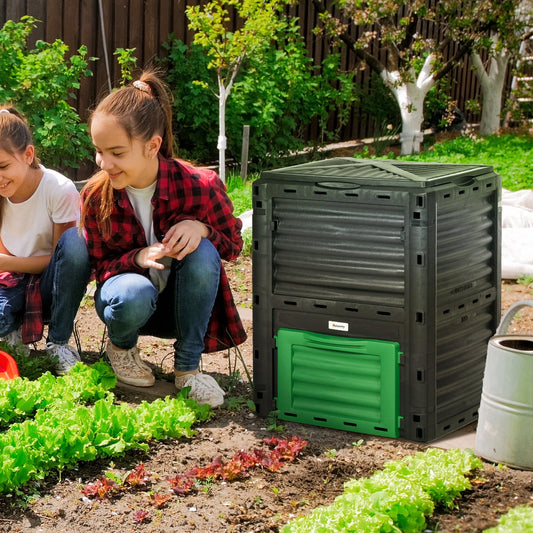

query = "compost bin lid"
[[260, 158, 495, 188]]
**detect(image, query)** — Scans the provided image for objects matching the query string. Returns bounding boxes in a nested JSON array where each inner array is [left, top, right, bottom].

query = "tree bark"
[[382, 58, 436, 154], [218, 80, 228, 183], [471, 51, 510, 135]]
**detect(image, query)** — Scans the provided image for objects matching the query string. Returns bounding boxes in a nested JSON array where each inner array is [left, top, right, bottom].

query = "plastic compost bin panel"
[[252, 158, 501, 442], [275, 329, 401, 437]]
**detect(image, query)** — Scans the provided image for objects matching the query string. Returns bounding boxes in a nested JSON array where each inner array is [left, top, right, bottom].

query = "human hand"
[[162, 220, 208, 261], [134, 242, 169, 270]]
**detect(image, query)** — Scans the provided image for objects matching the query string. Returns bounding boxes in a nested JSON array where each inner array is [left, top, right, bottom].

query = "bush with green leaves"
[[356, 72, 401, 133], [163, 19, 357, 169], [162, 38, 220, 163], [0, 16, 94, 171]]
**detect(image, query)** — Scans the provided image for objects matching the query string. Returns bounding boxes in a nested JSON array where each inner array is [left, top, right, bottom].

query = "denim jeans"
[[94, 238, 221, 372], [0, 227, 91, 344]]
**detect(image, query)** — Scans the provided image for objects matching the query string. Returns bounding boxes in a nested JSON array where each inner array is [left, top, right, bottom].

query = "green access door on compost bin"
[[275, 328, 401, 437]]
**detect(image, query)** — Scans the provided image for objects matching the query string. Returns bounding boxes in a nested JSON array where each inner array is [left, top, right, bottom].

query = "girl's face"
[[91, 114, 162, 190], [0, 145, 35, 202]]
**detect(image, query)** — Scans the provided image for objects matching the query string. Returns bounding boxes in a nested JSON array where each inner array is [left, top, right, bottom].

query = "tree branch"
[[311, 0, 385, 74], [434, 40, 473, 82], [400, 13, 419, 52]]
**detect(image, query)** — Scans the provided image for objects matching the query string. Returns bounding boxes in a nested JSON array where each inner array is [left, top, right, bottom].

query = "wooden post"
[[241, 125, 250, 182]]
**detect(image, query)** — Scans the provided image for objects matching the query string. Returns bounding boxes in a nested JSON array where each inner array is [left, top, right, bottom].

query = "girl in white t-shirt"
[[0, 106, 90, 374]]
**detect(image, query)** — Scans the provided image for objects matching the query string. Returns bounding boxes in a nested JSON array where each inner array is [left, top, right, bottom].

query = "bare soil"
[[1, 258, 533, 533]]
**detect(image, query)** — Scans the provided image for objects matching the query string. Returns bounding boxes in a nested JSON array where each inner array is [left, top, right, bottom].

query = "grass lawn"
[[396, 132, 533, 191]]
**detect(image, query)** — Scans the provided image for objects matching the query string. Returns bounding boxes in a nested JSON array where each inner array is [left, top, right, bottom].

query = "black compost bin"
[[252, 158, 501, 442]]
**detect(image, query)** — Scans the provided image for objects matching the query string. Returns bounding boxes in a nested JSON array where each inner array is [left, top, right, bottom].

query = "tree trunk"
[[471, 51, 510, 136], [396, 84, 426, 155], [382, 60, 435, 155], [218, 81, 228, 183], [216, 66, 240, 183]]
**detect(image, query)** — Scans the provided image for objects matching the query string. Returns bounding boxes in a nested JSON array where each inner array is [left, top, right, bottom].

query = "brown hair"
[[0, 106, 40, 169], [80, 69, 174, 237], [0, 106, 40, 226]]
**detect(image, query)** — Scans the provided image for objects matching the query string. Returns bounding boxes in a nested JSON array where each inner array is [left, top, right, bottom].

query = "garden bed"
[[0, 256, 532, 532]]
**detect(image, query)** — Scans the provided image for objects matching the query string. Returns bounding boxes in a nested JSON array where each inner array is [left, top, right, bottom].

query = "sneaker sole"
[[113, 371, 155, 388]]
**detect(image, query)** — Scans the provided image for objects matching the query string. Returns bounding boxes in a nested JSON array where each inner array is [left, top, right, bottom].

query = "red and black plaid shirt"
[[0, 272, 43, 344], [82, 157, 247, 352]]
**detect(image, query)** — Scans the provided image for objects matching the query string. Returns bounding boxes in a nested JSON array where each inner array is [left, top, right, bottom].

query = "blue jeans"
[[94, 238, 221, 372], [0, 227, 91, 344]]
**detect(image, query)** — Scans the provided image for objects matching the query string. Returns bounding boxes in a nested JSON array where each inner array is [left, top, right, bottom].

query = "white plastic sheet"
[[238, 209, 253, 232], [502, 189, 533, 279]]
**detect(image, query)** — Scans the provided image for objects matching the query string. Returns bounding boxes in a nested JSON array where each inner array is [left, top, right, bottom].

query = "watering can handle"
[[496, 300, 533, 335]]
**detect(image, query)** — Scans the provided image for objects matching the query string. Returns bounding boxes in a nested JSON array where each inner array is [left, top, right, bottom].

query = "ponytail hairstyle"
[[0, 106, 40, 226], [80, 69, 175, 237]]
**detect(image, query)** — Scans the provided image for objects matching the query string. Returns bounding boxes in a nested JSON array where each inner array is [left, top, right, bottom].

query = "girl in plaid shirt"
[[0, 106, 90, 374], [80, 71, 246, 407]]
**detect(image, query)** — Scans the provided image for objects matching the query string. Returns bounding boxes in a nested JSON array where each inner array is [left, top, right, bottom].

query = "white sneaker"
[[175, 373, 225, 407], [1, 328, 31, 357], [46, 342, 81, 375], [105, 340, 155, 387]]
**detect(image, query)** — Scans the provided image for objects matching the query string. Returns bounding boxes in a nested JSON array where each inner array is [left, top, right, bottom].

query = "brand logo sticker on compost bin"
[[328, 320, 349, 332]]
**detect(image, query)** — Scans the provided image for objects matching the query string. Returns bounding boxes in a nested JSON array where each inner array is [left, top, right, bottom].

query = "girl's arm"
[[0, 221, 76, 274], [52, 221, 76, 248]]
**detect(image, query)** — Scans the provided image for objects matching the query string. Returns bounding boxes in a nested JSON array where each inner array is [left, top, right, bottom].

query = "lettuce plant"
[[484, 504, 533, 532], [283, 448, 483, 533], [0, 361, 115, 427], [0, 395, 209, 494]]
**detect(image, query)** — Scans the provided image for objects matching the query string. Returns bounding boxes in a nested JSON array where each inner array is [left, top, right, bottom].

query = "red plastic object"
[[0, 350, 19, 380]]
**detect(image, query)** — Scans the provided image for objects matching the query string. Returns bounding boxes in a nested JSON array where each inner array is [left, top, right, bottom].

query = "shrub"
[[0, 16, 94, 172], [162, 38, 220, 163], [163, 18, 358, 169]]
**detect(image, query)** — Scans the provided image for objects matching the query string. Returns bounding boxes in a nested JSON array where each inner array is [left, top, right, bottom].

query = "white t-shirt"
[[1, 166, 80, 257], [126, 182, 171, 292]]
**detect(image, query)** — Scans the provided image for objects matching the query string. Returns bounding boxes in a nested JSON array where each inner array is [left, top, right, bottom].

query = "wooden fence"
[[0, 0, 486, 148]]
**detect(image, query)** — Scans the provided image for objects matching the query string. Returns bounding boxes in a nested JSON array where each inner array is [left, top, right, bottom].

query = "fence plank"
[[26, 0, 46, 41], [79, 0, 99, 119], [5, 0, 26, 24]]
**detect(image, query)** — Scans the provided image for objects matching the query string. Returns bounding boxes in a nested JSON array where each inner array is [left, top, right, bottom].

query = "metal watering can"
[[475, 300, 533, 470]]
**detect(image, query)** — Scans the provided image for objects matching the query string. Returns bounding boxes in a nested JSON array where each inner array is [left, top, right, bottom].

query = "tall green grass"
[[225, 173, 257, 217], [226, 173, 256, 256]]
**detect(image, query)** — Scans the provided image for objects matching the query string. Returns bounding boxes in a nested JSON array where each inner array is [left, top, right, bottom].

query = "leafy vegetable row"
[[484, 504, 533, 532], [0, 394, 210, 494], [283, 448, 483, 533], [0, 361, 116, 427]]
